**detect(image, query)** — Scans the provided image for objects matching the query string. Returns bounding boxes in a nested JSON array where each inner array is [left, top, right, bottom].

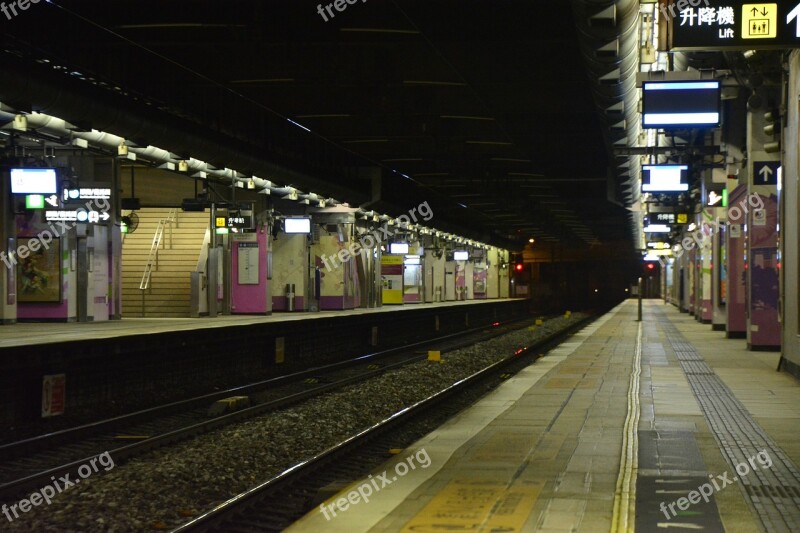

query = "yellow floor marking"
[[611, 321, 641, 532], [400, 480, 541, 532]]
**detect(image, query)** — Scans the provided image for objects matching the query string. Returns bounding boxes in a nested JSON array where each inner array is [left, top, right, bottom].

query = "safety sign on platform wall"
[[670, 1, 800, 50]]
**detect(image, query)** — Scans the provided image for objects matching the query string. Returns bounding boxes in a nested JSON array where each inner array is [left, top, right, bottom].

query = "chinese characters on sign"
[[679, 5, 736, 39]]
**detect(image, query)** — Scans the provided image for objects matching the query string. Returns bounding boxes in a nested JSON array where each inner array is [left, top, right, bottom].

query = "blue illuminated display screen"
[[642, 81, 720, 129], [10, 168, 58, 194]]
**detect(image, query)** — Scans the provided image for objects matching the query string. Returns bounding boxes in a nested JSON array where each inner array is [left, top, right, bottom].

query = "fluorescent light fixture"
[[454, 250, 469, 261], [286, 118, 311, 132], [390, 242, 409, 254], [284, 217, 311, 234], [341, 27, 420, 34]]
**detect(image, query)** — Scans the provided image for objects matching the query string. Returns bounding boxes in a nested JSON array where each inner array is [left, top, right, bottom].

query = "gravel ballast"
[[1, 314, 586, 532]]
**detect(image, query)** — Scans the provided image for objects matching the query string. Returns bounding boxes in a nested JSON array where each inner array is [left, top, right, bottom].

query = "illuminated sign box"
[[642, 81, 720, 129], [641, 164, 689, 192], [25, 194, 45, 209], [650, 212, 689, 225], [670, 1, 800, 51], [284, 217, 311, 234], [389, 242, 409, 254], [63, 187, 112, 202], [453, 250, 469, 261], [10, 168, 57, 194]]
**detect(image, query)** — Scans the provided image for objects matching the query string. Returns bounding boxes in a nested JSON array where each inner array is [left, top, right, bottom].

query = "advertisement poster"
[[17, 236, 61, 303]]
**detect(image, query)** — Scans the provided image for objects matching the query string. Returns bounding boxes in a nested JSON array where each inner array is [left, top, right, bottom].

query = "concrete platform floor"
[[0, 298, 516, 348], [286, 299, 799, 532]]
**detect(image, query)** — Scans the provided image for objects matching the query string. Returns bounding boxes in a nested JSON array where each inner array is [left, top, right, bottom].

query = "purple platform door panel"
[[231, 230, 268, 314], [727, 185, 747, 336], [748, 193, 780, 348], [688, 247, 696, 315], [700, 237, 713, 323]]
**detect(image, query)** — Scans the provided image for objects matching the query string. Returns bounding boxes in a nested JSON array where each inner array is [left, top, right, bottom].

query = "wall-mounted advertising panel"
[[642, 81, 720, 129], [641, 164, 690, 192]]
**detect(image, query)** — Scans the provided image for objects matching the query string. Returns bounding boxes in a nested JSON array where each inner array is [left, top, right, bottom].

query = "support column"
[[746, 105, 780, 349], [0, 168, 17, 324]]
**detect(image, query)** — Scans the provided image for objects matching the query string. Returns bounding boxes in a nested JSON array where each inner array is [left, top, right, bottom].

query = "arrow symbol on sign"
[[759, 165, 774, 181], [752, 6, 759, 15], [45, 195, 59, 207], [100, 211, 110, 221], [761, 7, 769, 16], [788, 3, 800, 37]]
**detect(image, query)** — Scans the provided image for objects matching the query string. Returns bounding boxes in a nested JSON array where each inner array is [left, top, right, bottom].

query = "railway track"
[[0, 316, 540, 502], [171, 314, 594, 532]]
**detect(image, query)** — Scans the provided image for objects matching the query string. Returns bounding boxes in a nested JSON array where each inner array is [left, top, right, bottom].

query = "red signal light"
[[515, 263, 524, 272], [647, 263, 655, 270]]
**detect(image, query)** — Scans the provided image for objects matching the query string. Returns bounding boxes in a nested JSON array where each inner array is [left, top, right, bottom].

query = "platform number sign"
[[42, 373, 66, 417]]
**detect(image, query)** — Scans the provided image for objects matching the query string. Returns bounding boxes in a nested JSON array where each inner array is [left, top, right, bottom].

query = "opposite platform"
[[0, 298, 521, 349], [287, 299, 800, 532], [1, 298, 528, 428]]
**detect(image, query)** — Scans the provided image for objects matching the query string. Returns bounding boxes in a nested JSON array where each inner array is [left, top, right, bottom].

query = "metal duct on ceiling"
[[571, 0, 642, 243], [0, 51, 368, 205]]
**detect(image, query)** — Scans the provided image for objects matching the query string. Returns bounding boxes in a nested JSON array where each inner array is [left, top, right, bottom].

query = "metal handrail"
[[139, 208, 178, 291]]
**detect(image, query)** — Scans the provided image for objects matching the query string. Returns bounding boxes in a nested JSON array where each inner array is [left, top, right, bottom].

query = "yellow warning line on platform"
[[611, 320, 641, 533], [400, 480, 542, 533]]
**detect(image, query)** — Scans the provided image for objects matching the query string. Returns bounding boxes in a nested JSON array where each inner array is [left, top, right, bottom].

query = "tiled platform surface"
[[286, 299, 799, 532], [0, 298, 511, 348]]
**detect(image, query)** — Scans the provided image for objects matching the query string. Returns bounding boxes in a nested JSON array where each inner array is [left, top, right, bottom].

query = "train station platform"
[[287, 299, 800, 532], [0, 298, 523, 349]]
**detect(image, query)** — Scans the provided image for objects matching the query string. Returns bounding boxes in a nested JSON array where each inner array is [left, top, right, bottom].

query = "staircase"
[[121, 208, 209, 317]]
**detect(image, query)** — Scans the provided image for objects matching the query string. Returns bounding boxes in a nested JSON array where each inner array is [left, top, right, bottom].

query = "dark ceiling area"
[[0, 0, 633, 250]]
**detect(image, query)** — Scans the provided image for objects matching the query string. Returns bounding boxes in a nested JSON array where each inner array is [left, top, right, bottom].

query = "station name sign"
[[670, 1, 800, 50]]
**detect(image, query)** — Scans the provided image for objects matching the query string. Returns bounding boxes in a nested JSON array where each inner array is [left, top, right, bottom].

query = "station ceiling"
[[0, 0, 634, 251]]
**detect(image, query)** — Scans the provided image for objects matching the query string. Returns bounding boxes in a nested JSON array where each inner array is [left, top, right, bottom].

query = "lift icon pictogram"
[[742, 4, 777, 38]]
